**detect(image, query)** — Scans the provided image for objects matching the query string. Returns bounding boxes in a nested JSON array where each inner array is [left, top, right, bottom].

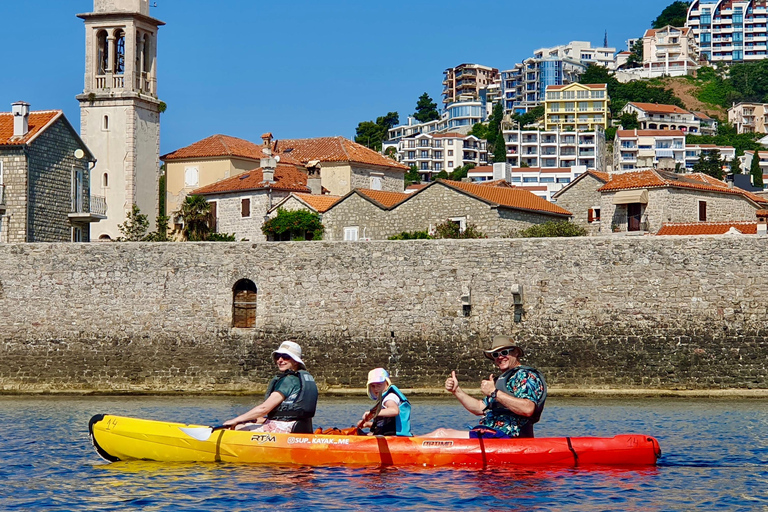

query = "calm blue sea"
[[0, 396, 766, 511]]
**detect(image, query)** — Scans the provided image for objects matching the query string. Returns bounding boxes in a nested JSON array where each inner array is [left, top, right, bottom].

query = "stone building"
[[0, 103, 103, 243], [268, 192, 341, 216], [598, 169, 768, 234], [321, 179, 572, 241], [191, 155, 312, 242], [77, 0, 164, 240], [551, 170, 611, 235]]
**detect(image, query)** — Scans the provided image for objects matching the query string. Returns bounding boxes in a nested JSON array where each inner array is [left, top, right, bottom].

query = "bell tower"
[[77, 0, 165, 240]]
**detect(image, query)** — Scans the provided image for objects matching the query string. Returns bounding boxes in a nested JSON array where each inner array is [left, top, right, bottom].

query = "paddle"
[[179, 423, 235, 442], [362, 391, 385, 434]]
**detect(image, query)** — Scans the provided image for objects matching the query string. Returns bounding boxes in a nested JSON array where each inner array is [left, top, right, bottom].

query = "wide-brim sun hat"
[[483, 335, 525, 360], [272, 340, 306, 369], [366, 368, 392, 400]]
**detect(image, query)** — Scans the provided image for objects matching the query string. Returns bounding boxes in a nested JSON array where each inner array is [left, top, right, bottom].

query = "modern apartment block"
[[614, 129, 686, 171], [621, 102, 702, 134], [686, 0, 768, 64], [396, 133, 488, 181], [385, 99, 489, 145], [544, 83, 610, 132], [501, 41, 616, 114], [502, 129, 606, 171], [468, 164, 588, 200], [728, 102, 768, 133], [685, 144, 736, 169], [641, 26, 700, 77], [442, 64, 499, 105]]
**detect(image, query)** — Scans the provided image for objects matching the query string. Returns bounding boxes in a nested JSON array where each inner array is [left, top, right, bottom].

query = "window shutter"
[[588, 208, 594, 223], [241, 198, 250, 217]]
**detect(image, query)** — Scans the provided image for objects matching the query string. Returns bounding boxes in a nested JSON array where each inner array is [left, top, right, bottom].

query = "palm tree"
[[175, 194, 211, 241]]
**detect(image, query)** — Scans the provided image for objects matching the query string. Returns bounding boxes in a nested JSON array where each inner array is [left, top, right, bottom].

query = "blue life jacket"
[[371, 385, 412, 437], [266, 369, 318, 433]]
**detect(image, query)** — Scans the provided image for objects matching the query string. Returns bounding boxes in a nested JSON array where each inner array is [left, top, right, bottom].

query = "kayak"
[[89, 414, 661, 467]]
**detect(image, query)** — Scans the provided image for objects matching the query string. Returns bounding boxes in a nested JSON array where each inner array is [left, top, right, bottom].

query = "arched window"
[[114, 30, 125, 75], [97, 30, 108, 74], [103, 172, 109, 188], [232, 279, 257, 328], [143, 35, 151, 73], [103, 115, 109, 130]]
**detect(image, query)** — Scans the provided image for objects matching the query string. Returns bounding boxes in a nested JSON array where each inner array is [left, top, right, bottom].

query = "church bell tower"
[[77, 0, 164, 240]]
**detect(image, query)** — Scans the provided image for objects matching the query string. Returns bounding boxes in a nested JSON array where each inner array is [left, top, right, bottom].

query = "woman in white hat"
[[356, 368, 412, 436], [223, 340, 318, 433]]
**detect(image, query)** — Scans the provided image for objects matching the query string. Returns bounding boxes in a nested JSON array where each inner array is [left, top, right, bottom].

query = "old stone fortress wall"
[[1, 237, 766, 393]]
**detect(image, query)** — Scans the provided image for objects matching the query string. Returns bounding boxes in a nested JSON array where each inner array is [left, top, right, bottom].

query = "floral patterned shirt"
[[478, 367, 546, 438]]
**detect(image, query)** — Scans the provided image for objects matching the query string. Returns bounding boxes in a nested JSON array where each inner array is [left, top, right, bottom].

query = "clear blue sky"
[[0, 0, 676, 154]]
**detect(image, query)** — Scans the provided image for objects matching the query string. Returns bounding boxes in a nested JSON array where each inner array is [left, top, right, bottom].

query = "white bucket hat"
[[272, 340, 305, 369]]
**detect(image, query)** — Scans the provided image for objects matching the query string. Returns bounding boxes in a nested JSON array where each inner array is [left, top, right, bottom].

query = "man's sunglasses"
[[491, 348, 515, 359]]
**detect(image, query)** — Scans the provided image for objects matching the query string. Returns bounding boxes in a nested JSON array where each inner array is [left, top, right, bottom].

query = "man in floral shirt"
[[424, 336, 547, 439]]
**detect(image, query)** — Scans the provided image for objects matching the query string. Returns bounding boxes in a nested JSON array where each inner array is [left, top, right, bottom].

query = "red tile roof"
[[657, 222, 758, 235], [598, 169, 768, 204], [161, 134, 266, 161], [356, 188, 411, 207], [616, 129, 685, 137], [276, 137, 408, 171], [590, 171, 611, 182], [644, 27, 690, 37], [439, 180, 571, 216], [405, 183, 429, 192], [192, 163, 310, 195], [692, 111, 714, 121], [290, 192, 341, 213], [478, 179, 514, 188], [431, 132, 471, 139], [0, 110, 61, 146], [627, 102, 691, 115], [468, 166, 493, 173]]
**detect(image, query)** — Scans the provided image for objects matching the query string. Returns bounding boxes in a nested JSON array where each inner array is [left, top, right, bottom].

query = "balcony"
[[69, 194, 107, 222]]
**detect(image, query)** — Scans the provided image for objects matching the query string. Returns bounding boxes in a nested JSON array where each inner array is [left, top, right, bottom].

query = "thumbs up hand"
[[481, 374, 496, 397], [445, 370, 460, 394]]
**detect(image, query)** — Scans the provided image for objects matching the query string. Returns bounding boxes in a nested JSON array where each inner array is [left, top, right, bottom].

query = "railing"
[[95, 76, 107, 88], [113, 75, 124, 88], [91, 195, 107, 216]]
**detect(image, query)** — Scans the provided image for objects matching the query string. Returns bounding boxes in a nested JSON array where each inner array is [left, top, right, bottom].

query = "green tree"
[[413, 93, 440, 123], [652, 1, 691, 29], [619, 111, 640, 129], [145, 214, 171, 242], [693, 149, 724, 179], [580, 64, 684, 116], [175, 194, 212, 241], [469, 122, 489, 139], [750, 152, 764, 188], [261, 208, 324, 241], [626, 39, 644, 69], [512, 221, 587, 238], [434, 170, 449, 181], [449, 163, 475, 181], [485, 102, 507, 162], [354, 112, 399, 151], [433, 220, 486, 239], [730, 157, 742, 175], [404, 165, 422, 187], [512, 105, 545, 128], [388, 231, 433, 240], [117, 204, 149, 241]]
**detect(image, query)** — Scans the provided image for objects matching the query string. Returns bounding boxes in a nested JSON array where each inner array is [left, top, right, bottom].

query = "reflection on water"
[[0, 396, 766, 511]]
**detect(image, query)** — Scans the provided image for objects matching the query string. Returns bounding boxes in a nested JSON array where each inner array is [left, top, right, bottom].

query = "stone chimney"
[[261, 132, 273, 147], [757, 209, 768, 236], [306, 160, 322, 195], [261, 158, 275, 183], [12, 101, 30, 138]]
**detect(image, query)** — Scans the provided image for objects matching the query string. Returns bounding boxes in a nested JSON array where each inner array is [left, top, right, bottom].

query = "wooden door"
[[627, 203, 642, 231]]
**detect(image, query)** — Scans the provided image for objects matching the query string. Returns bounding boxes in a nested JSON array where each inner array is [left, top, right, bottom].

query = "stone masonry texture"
[[0, 237, 766, 393]]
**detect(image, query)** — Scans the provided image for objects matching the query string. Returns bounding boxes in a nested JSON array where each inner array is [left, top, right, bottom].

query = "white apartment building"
[[501, 41, 616, 114], [685, 144, 736, 169], [728, 102, 768, 133], [641, 26, 700, 77], [397, 133, 488, 181], [442, 64, 499, 105], [740, 150, 768, 187], [502, 129, 606, 171], [621, 102, 702, 134], [686, 0, 768, 64], [468, 163, 588, 200], [614, 129, 686, 171]]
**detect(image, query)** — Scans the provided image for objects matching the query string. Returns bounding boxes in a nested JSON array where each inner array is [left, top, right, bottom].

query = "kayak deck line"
[[89, 414, 662, 467]]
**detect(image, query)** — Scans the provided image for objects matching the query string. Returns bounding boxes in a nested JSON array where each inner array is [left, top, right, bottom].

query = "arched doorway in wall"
[[232, 279, 257, 328]]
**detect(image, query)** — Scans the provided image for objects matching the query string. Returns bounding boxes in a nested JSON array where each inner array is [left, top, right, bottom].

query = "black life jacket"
[[266, 369, 318, 433], [491, 365, 547, 437]]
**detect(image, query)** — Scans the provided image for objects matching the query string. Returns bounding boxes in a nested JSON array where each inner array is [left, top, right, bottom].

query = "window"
[[114, 30, 125, 75], [699, 201, 707, 221], [588, 207, 601, 223], [448, 150, 453, 156], [71, 168, 84, 213], [540, 177, 555, 183], [344, 226, 359, 241], [103, 115, 109, 131], [241, 198, 250, 217], [97, 30, 108, 74], [103, 172, 109, 188], [72, 226, 83, 243], [448, 161, 454, 168], [449, 216, 467, 231], [523, 177, 538, 183], [448, 140, 453, 145], [184, 166, 199, 187], [232, 279, 257, 328]]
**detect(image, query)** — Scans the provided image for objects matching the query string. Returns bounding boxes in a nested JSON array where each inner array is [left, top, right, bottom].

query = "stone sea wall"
[[0, 237, 766, 393]]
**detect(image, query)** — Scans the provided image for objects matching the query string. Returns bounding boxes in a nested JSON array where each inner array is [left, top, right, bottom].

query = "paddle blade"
[[179, 426, 215, 441]]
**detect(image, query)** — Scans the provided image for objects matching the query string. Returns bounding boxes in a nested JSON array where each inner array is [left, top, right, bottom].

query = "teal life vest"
[[489, 365, 547, 438], [371, 385, 412, 437], [266, 369, 318, 433]]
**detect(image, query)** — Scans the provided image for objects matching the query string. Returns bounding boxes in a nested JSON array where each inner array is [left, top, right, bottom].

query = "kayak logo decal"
[[422, 441, 454, 447], [250, 434, 276, 444], [287, 437, 350, 445]]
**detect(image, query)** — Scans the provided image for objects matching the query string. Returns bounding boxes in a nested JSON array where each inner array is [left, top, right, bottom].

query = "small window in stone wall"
[[699, 201, 707, 221], [241, 198, 250, 217], [232, 279, 257, 328]]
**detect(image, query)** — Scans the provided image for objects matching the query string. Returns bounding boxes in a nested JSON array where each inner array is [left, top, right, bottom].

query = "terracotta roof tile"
[[657, 222, 758, 235], [290, 192, 341, 213], [276, 137, 408, 171], [439, 180, 571, 216], [192, 163, 310, 195], [468, 166, 493, 174], [598, 169, 768, 204], [406, 183, 429, 191], [627, 102, 691, 115], [161, 134, 265, 161], [590, 171, 611, 182], [0, 110, 61, 146], [356, 188, 411, 207], [478, 179, 514, 188]]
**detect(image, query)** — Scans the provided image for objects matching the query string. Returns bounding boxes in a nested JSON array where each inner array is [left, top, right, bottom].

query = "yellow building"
[[544, 83, 609, 132]]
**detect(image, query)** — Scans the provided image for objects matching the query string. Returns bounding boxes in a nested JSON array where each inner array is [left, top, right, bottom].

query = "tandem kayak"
[[89, 414, 661, 467]]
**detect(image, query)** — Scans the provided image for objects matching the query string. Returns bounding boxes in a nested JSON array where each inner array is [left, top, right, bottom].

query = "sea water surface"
[[0, 396, 766, 511]]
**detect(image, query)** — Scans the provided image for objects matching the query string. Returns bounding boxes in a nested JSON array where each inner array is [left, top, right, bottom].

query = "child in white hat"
[[357, 368, 412, 436]]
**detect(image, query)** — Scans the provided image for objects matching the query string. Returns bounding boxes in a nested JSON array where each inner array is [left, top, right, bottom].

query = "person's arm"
[[357, 398, 400, 428], [446, 371, 486, 416], [223, 391, 285, 426], [479, 373, 536, 417]]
